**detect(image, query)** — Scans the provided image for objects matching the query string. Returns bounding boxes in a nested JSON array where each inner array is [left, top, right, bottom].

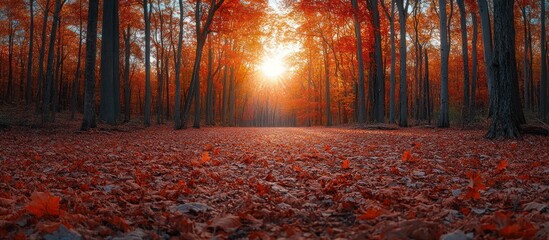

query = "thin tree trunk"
[[478, 0, 494, 98], [174, 0, 184, 129], [144, 0, 152, 127], [206, 39, 215, 125], [228, 66, 235, 126], [123, 27, 132, 122], [42, 0, 63, 123], [36, 0, 51, 112], [26, 0, 35, 104], [322, 40, 332, 126], [222, 65, 228, 126], [540, 0, 547, 119], [381, 0, 396, 123], [71, 0, 83, 119], [351, 0, 366, 123], [470, 13, 479, 120], [457, 0, 469, 125]]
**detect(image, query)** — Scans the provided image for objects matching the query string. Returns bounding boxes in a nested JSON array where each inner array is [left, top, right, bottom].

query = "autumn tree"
[[486, 0, 524, 139], [81, 0, 99, 131]]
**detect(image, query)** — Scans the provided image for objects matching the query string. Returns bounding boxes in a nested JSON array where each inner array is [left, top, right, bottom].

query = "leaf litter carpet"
[[0, 126, 547, 239]]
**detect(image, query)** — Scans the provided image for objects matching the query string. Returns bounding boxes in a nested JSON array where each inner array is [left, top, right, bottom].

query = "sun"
[[260, 56, 286, 79]]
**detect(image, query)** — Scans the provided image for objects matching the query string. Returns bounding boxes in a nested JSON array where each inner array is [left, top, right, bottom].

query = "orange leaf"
[[204, 144, 213, 151], [342, 159, 350, 169], [496, 159, 508, 172], [112, 216, 130, 232], [25, 191, 60, 218], [401, 150, 412, 162], [201, 152, 211, 163], [357, 208, 382, 220], [499, 224, 522, 238], [256, 182, 269, 196]]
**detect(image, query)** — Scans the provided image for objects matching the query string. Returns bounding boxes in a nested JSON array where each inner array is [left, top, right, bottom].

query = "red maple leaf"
[[401, 150, 413, 162], [496, 159, 508, 172], [25, 191, 60, 218], [342, 159, 350, 169], [357, 207, 382, 220]]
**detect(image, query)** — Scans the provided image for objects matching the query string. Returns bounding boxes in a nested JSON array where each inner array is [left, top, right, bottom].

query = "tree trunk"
[[486, 0, 524, 139], [438, 0, 451, 128], [81, 0, 99, 130], [26, 0, 35, 105], [144, 0, 152, 127], [478, 0, 494, 98], [174, 0, 184, 129], [351, 0, 366, 123], [381, 0, 397, 123], [71, 0, 83, 119], [7, 20, 14, 102], [228, 66, 235, 126], [322, 40, 332, 126], [457, 0, 469, 125], [42, 0, 63, 123], [540, 0, 547, 119], [99, 0, 119, 125], [396, 0, 408, 127], [36, 0, 51, 112], [470, 13, 478, 120], [370, 0, 385, 123], [424, 49, 431, 124], [123, 27, 132, 122], [206, 39, 215, 125]]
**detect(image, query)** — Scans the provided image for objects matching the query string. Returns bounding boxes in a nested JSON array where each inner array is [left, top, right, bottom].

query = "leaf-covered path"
[[1, 126, 547, 239]]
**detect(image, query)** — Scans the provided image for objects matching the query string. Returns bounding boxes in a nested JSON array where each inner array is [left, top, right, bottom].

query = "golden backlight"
[[259, 56, 286, 80]]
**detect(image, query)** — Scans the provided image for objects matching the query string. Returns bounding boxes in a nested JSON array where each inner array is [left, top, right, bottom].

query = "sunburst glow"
[[259, 56, 286, 79]]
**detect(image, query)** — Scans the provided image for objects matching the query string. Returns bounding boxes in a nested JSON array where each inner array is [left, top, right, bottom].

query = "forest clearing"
[[0, 118, 548, 239]]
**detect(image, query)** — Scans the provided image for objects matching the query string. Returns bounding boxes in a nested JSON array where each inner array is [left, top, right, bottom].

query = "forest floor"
[[0, 117, 548, 239]]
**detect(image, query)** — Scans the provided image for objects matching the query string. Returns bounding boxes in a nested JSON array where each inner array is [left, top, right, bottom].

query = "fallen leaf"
[[402, 150, 413, 162], [25, 192, 60, 218], [342, 159, 350, 169], [496, 159, 508, 172], [201, 152, 211, 163], [357, 207, 382, 220]]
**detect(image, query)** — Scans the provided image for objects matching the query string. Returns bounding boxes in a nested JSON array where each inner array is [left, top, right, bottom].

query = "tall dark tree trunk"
[[396, 0, 408, 127], [540, 0, 547, 119], [351, 0, 366, 123], [424, 49, 431, 124], [81, 0, 99, 130], [7, 21, 14, 102], [206, 39, 215, 125], [438, 0, 452, 128], [42, 0, 63, 123], [486, 0, 525, 139], [143, 0, 152, 127], [457, 0, 469, 125], [381, 0, 396, 123], [71, 0, 83, 119], [26, 0, 35, 104], [36, 0, 51, 112], [123, 27, 132, 122], [478, 0, 494, 99], [369, 0, 385, 123], [470, 13, 479, 120], [174, 0, 184, 129], [99, 0, 119, 125]]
